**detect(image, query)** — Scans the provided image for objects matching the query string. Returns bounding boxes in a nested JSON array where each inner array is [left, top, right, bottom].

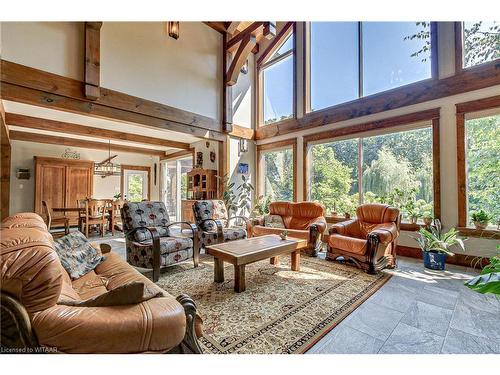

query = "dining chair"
[[110, 199, 125, 236], [76, 199, 88, 232], [41, 200, 69, 236], [81, 199, 108, 238]]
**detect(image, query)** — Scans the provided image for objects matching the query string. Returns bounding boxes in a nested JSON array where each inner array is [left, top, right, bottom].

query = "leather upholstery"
[[1, 213, 190, 353], [325, 203, 400, 273], [252, 201, 327, 256]]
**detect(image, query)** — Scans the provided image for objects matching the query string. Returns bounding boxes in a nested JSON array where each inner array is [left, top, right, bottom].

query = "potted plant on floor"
[[413, 219, 466, 270], [464, 246, 500, 296], [471, 209, 492, 230]]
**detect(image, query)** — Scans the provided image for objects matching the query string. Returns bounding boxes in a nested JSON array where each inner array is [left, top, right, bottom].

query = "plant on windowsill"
[[412, 219, 466, 271], [471, 210, 492, 230], [251, 195, 271, 219], [113, 192, 122, 200], [422, 211, 433, 226], [464, 246, 500, 296]]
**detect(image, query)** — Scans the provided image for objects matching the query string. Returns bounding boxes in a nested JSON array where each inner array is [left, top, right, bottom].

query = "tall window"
[[461, 21, 500, 69], [162, 156, 193, 221], [309, 22, 432, 111], [261, 33, 294, 125], [261, 148, 294, 201], [465, 113, 500, 227], [308, 126, 434, 221]]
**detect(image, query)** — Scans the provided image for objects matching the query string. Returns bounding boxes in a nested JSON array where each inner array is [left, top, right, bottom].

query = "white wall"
[[1, 22, 222, 121], [192, 139, 219, 171], [9, 140, 160, 214]]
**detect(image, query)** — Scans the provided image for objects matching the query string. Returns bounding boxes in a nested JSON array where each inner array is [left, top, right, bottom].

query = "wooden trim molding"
[[454, 22, 464, 74], [5, 113, 190, 150], [455, 95, 500, 227], [121, 165, 151, 201], [0, 101, 10, 220], [302, 108, 441, 220], [0, 60, 228, 141], [9, 130, 166, 157], [256, 60, 500, 140], [161, 148, 195, 161], [256, 138, 297, 202]]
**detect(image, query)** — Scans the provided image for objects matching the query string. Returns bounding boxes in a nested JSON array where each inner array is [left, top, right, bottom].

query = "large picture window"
[[261, 33, 294, 125], [308, 125, 435, 223], [258, 140, 296, 202], [308, 22, 433, 111], [458, 21, 500, 70]]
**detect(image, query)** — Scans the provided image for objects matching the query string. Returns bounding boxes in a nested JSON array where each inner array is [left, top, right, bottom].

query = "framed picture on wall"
[[238, 163, 249, 175]]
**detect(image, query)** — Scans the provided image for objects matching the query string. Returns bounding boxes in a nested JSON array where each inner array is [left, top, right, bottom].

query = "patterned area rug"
[[155, 255, 390, 354]]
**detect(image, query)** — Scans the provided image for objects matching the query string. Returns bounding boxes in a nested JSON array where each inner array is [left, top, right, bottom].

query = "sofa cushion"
[[328, 234, 368, 255], [264, 214, 286, 228], [53, 231, 105, 280]]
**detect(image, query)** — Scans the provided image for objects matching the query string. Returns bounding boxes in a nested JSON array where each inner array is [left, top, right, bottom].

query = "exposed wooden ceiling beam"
[[203, 22, 228, 34], [226, 34, 256, 86], [84, 22, 102, 100], [227, 22, 265, 52], [225, 22, 241, 35], [263, 22, 277, 39], [0, 101, 8, 146], [257, 22, 294, 67], [9, 130, 166, 156], [5, 113, 190, 150]]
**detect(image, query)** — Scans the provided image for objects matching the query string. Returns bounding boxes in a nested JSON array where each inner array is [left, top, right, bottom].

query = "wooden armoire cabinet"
[[34, 157, 94, 225]]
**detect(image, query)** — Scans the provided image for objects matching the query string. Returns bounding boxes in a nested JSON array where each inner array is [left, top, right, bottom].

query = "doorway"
[[161, 156, 193, 221], [121, 165, 150, 202]]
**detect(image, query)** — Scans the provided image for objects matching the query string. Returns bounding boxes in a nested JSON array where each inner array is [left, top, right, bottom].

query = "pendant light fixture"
[[168, 22, 180, 40]]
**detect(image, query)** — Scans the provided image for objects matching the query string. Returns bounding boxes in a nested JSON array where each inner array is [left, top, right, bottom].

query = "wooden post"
[[84, 22, 103, 100], [222, 33, 233, 133], [0, 103, 10, 220]]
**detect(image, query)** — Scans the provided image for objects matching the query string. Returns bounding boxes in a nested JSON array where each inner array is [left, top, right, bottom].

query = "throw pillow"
[[53, 231, 105, 280], [264, 215, 286, 228], [58, 282, 164, 307]]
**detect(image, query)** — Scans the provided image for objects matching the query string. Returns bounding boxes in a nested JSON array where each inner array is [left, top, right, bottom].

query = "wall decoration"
[[16, 168, 30, 180], [205, 141, 210, 148], [154, 163, 157, 185], [196, 151, 204, 168], [61, 148, 80, 159], [238, 163, 249, 175], [210, 151, 216, 163]]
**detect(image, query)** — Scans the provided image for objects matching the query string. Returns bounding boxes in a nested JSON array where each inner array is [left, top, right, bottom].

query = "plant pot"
[[473, 221, 488, 230], [422, 250, 447, 270], [409, 217, 418, 225], [423, 217, 433, 226]]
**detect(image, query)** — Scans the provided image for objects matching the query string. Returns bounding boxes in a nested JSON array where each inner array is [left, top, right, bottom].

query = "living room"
[[1, 1, 498, 373]]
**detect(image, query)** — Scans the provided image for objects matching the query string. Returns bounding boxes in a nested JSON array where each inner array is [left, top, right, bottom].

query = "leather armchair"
[[324, 203, 400, 274], [252, 202, 327, 257], [121, 201, 199, 282], [192, 200, 252, 249], [0, 213, 203, 353]]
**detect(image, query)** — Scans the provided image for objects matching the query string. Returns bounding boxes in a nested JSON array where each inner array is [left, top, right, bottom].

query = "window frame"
[[303, 108, 441, 227], [455, 21, 500, 74], [257, 22, 297, 128], [304, 22, 439, 114], [257, 138, 298, 202], [456, 95, 500, 235]]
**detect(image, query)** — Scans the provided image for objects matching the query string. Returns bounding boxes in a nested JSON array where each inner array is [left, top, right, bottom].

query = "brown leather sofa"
[[252, 201, 327, 256], [324, 204, 400, 274], [1, 213, 203, 354]]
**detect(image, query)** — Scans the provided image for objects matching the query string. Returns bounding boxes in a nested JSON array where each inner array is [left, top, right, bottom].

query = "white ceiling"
[[2, 100, 202, 152]]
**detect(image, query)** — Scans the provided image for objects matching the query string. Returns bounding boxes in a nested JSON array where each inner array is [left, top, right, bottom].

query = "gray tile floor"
[[94, 234, 500, 354], [307, 256, 500, 354]]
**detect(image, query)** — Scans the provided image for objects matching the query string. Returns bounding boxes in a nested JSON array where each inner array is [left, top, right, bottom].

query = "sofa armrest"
[[309, 216, 327, 234], [126, 226, 161, 281], [328, 219, 357, 235], [367, 223, 399, 245]]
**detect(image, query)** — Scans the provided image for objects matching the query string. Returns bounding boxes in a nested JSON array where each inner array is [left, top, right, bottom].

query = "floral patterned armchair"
[[192, 200, 252, 249], [121, 201, 199, 282]]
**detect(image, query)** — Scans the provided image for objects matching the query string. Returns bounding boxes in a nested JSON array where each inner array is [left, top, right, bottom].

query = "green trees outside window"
[[262, 148, 294, 201], [465, 114, 500, 227], [309, 127, 433, 221]]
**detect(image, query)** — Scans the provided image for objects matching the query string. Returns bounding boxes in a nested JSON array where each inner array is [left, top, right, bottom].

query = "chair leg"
[[85, 222, 89, 238]]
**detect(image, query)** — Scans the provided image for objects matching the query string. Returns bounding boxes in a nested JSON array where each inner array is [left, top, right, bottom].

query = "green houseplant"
[[422, 211, 433, 226], [413, 220, 466, 270], [251, 195, 271, 218], [471, 210, 492, 230], [465, 254, 500, 296]]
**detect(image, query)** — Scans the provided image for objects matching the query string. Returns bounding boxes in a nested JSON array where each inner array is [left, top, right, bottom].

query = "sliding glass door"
[[161, 156, 193, 221]]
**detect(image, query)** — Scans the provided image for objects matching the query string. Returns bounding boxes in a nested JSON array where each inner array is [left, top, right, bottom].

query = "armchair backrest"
[[121, 201, 171, 242], [356, 204, 399, 224], [192, 200, 228, 232], [269, 201, 326, 230], [1, 214, 63, 314]]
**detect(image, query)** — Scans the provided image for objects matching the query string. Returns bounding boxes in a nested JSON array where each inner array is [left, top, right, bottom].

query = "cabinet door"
[[35, 164, 66, 214], [66, 166, 93, 207]]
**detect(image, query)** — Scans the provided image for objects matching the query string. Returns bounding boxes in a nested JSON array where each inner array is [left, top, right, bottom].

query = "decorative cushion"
[[121, 201, 171, 242], [53, 231, 105, 280], [264, 214, 286, 228], [193, 200, 228, 231], [58, 282, 164, 307]]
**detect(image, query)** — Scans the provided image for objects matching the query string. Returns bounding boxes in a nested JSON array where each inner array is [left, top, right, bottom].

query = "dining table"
[[52, 206, 118, 234]]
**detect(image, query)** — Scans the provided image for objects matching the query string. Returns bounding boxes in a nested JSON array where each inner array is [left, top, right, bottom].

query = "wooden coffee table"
[[205, 234, 308, 292]]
